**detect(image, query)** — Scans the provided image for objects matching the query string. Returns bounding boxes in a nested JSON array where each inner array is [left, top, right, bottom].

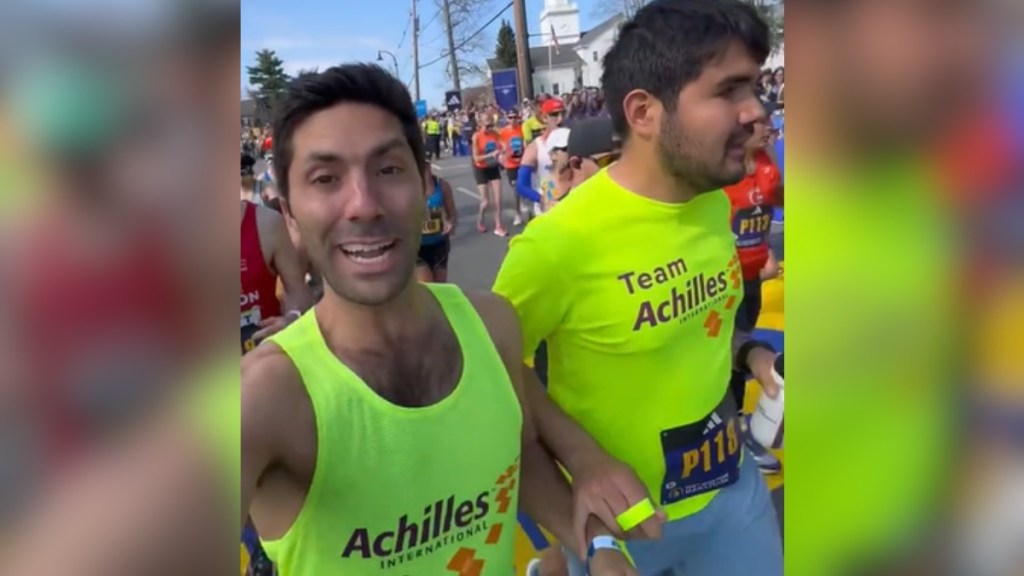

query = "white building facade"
[[489, 0, 782, 98], [489, 0, 623, 96]]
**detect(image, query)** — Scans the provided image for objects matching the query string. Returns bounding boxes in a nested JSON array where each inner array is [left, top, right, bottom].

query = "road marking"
[[431, 162, 443, 172], [456, 186, 479, 200], [435, 162, 473, 175]]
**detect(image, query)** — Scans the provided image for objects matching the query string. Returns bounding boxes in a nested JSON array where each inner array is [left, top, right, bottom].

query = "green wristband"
[[616, 498, 656, 532]]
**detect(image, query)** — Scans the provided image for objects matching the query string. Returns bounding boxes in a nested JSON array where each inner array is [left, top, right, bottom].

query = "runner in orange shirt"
[[500, 109, 528, 226]]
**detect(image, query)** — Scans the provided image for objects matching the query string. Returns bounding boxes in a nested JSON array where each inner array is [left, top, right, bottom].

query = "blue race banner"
[[492, 68, 520, 112], [415, 99, 428, 119]]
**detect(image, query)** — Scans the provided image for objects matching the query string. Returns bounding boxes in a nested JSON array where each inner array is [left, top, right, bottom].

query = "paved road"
[[430, 154, 523, 290], [430, 152, 785, 536]]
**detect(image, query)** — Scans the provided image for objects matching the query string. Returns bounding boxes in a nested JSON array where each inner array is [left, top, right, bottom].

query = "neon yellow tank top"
[[262, 284, 522, 575]]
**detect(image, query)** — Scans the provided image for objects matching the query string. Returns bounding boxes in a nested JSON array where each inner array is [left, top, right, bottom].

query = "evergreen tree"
[[744, 0, 784, 55], [494, 20, 518, 69], [245, 49, 290, 120]]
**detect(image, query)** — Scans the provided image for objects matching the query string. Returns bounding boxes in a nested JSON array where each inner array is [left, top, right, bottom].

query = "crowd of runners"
[[239, 1, 786, 575]]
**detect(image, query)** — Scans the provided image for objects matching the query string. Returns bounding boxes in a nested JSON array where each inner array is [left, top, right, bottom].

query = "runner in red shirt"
[[261, 130, 273, 156], [240, 199, 314, 354], [723, 117, 784, 474]]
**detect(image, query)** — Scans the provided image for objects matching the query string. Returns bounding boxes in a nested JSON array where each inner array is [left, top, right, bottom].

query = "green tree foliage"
[[494, 19, 517, 69], [245, 49, 290, 119]]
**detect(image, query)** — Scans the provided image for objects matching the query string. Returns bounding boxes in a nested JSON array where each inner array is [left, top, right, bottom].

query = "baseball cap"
[[540, 98, 565, 115], [567, 117, 618, 159], [546, 127, 571, 150]]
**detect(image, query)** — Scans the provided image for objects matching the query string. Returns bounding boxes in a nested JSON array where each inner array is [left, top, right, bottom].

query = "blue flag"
[[492, 68, 519, 112]]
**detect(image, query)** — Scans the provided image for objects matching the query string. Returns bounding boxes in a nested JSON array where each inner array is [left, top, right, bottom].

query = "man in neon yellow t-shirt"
[[494, 1, 783, 574]]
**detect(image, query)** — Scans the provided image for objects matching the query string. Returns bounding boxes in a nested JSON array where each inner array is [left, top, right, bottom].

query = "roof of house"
[[486, 13, 625, 72], [488, 44, 583, 71], [577, 13, 625, 46]]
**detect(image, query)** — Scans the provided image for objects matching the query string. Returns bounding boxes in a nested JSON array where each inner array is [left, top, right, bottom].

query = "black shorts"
[[473, 165, 501, 185], [417, 237, 450, 270], [505, 166, 519, 186]]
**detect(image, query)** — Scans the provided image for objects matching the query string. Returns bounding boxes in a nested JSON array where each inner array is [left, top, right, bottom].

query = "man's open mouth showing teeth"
[[339, 240, 398, 263]]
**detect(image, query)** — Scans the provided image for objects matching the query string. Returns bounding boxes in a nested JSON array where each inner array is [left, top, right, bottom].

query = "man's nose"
[[341, 174, 384, 221], [742, 97, 768, 126]]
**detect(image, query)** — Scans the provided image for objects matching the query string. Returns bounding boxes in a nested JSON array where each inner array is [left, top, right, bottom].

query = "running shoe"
[[526, 558, 541, 576]]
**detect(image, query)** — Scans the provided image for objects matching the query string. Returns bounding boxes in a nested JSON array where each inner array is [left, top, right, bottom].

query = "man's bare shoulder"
[[253, 203, 285, 235], [241, 343, 309, 430], [462, 290, 522, 360]]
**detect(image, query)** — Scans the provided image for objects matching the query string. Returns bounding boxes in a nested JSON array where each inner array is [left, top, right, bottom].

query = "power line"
[[420, 6, 441, 32], [396, 11, 412, 50], [418, 0, 512, 70]]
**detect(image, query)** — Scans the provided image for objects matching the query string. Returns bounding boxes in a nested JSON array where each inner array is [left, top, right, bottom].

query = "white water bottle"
[[750, 353, 784, 449]]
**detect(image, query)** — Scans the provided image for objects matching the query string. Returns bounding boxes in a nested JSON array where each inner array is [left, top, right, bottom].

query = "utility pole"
[[512, 0, 533, 99], [412, 0, 421, 100], [441, 0, 462, 92]]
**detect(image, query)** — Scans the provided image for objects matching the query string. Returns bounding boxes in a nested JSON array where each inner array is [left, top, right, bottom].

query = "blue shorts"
[[566, 452, 782, 576]]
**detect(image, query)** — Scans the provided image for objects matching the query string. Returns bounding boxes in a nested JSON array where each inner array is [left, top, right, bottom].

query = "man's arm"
[[515, 143, 543, 203], [240, 345, 303, 526], [265, 210, 314, 314], [469, 293, 627, 569], [493, 228, 662, 546], [440, 179, 459, 234]]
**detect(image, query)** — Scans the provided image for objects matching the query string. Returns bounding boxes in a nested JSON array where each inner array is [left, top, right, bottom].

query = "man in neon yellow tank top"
[[494, 1, 783, 574], [237, 64, 637, 576]]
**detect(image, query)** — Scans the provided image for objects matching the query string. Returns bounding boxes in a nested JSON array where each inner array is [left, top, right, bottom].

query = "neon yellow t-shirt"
[[522, 116, 544, 143], [493, 168, 744, 521]]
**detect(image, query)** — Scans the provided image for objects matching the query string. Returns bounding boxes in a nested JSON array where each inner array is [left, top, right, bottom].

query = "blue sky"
[[241, 0, 617, 107]]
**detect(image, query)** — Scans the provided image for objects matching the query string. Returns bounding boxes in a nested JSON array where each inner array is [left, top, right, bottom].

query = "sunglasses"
[[547, 111, 564, 118], [569, 152, 619, 170]]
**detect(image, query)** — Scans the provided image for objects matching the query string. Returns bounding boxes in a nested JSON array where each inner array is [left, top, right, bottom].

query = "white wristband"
[[586, 535, 621, 559]]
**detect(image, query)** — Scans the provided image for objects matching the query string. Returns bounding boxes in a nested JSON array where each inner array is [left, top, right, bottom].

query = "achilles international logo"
[[341, 458, 520, 574], [618, 255, 742, 336]]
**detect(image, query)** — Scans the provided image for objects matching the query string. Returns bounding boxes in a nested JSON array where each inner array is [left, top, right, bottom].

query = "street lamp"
[[377, 50, 399, 78]]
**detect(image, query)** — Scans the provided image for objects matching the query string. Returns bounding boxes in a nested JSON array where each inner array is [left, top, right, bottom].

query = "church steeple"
[[539, 0, 581, 46]]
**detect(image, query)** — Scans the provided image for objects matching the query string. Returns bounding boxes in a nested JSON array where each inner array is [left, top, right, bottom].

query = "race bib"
[[241, 306, 262, 354], [510, 136, 524, 158], [732, 205, 773, 249], [483, 141, 499, 168], [422, 218, 442, 235], [659, 394, 741, 505]]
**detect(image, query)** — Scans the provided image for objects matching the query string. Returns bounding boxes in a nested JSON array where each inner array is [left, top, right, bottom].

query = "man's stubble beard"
[[657, 113, 744, 196]]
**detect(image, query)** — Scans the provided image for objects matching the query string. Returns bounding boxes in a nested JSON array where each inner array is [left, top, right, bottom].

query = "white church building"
[[488, 0, 624, 96], [487, 0, 784, 98]]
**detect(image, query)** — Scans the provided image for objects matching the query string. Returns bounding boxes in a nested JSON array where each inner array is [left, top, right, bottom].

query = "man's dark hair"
[[272, 64, 426, 199], [601, 0, 770, 137]]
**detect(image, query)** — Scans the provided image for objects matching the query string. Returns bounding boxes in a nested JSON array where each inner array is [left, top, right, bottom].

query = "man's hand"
[[571, 454, 666, 555], [443, 221, 455, 237], [252, 315, 295, 341], [747, 347, 780, 398], [589, 549, 638, 576], [760, 256, 781, 280]]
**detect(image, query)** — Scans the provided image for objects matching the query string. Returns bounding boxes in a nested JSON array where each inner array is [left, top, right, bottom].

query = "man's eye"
[[379, 165, 403, 176], [312, 174, 337, 185]]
